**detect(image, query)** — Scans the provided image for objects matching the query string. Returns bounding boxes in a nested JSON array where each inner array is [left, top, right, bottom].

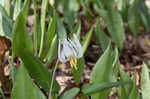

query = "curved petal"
[[69, 34, 83, 58], [58, 40, 67, 62], [73, 34, 83, 58], [68, 39, 78, 56], [60, 49, 68, 62], [58, 34, 83, 63], [67, 38, 77, 57], [63, 43, 73, 60]]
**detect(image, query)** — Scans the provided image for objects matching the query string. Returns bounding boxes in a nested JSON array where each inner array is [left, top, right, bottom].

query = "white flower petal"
[[60, 49, 68, 62], [63, 43, 73, 58], [73, 34, 83, 58], [67, 39, 77, 56], [58, 40, 68, 62], [68, 34, 83, 58], [58, 34, 83, 63], [58, 40, 62, 61], [68, 39, 78, 55]]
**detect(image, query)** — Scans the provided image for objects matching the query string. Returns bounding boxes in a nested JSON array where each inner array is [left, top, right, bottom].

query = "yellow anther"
[[69, 56, 77, 68]]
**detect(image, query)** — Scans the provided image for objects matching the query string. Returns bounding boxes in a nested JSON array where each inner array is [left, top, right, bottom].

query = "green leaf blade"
[[11, 65, 46, 99], [17, 48, 60, 92], [141, 63, 150, 99], [82, 82, 130, 97], [90, 43, 113, 99], [95, 18, 109, 51], [0, 4, 13, 39], [98, 8, 125, 49], [39, 0, 48, 57], [82, 27, 93, 54], [72, 57, 85, 85], [118, 68, 132, 99], [12, 11, 33, 55], [59, 88, 80, 99]]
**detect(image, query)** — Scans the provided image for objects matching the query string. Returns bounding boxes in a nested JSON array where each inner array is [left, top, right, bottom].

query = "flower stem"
[[48, 60, 59, 99]]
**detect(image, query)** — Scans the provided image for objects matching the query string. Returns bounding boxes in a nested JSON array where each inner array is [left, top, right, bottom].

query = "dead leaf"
[[138, 36, 150, 53], [0, 36, 11, 60], [0, 36, 11, 87]]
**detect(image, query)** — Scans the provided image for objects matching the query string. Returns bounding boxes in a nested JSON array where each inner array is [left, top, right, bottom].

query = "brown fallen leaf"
[[0, 36, 11, 60], [0, 36, 11, 87], [138, 36, 150, 53]]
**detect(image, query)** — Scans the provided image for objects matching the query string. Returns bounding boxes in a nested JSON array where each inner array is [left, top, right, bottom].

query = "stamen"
[[69, 56, 77, 68]]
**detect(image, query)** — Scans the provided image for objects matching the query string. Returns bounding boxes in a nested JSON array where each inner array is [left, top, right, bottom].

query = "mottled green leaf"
[[62, 0, 79, 30], [17, 48, 60, 92], [11, 65, 46, 99], [137, 0, 150, 31], [12, 11, 33, 55], [128, 0, 140, 38], [90, 43, 113, 99], [98, 8, 125, 49], [95, 18, 109, 51], [12, 0, 31, 54]]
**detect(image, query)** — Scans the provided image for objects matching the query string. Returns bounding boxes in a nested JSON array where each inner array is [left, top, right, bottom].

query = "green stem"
[[38, 30, 44, 57], [48, 60, 59, 99], [9, 52, 16, 84], [33, 0, 38, 56], [38, 0, 48, 57]]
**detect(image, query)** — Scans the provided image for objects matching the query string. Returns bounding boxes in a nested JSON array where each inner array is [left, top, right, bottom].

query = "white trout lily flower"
[[58, 34, 83, 69]]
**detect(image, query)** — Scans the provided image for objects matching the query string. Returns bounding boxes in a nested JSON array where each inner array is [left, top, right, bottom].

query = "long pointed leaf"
[[0, 4, 13, 39], [17, 48, 60, 92], [12, 11, 33, 55], [82, 28, 93, 54], [90, 43, 113, 99], [141, 62, 150, 99], [39, 0, 48, 57], [98, 8, 125, 49], [118, 68, 132, 99], [11, 65, 46, 99], [128, 70, 140, 99], [95, 18, 109, 51], [82, 82, 130, 97], [59, 88, 80, 99]]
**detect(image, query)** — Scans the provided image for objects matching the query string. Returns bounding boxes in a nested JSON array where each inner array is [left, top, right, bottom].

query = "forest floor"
[[55, 0, 150, 98], [0, 0, 150, 99]]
